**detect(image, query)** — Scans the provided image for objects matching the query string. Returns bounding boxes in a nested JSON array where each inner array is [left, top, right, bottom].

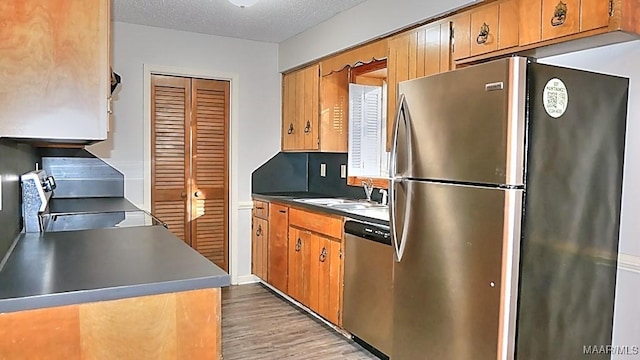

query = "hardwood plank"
[[222, 284, 378, 360]]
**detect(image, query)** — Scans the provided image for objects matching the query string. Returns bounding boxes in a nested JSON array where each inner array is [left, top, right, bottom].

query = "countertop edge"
[[252, 193, 390, 226], [0, 275, 230, 314]]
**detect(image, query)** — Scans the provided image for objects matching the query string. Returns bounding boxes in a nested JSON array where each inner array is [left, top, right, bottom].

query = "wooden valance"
[[319, 38, 388, 76]]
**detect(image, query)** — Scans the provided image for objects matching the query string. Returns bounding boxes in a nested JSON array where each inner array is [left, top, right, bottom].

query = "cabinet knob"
[[180, 191, 187, 199], [476, 22, 490, 45], [319, 247, 327, 262], [256, 225, 262, 237], [304, 120, 311, 134], [194, 190, 202, 198], [295, 238, 302, 252], [551, 1, 568, 26], [288, 123, 294, 135]]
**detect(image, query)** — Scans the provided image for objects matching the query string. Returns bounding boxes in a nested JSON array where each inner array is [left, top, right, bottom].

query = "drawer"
[[289, 207, 342, 240], [253, 200, 269, 219]]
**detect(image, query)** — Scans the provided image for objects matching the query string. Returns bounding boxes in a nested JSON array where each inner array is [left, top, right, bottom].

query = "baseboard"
[[619, 253, 640, 274], [235, 274, 260, 285]]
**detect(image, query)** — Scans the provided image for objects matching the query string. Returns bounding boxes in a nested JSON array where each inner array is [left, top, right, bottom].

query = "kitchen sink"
[[294, 198, 386, 208], [294, 198, 352, 206], [327, 202, 387, 210]]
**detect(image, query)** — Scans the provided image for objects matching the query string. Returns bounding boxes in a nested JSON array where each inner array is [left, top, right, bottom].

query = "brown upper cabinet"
[[452, 0, 519, 60], [0, 0, 111, 143], [387, 20, 452, 151], [520, 0, 611, 45], [282, 64, 320, 151], [282, 39, 388, 153]]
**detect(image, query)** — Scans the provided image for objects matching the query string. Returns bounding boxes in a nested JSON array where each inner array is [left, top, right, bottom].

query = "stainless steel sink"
[[327, 202, 387, 210], [294, 198, 352, 206]]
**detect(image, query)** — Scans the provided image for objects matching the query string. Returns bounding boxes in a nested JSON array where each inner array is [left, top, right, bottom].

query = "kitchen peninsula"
[[0, 225, 229, 359]]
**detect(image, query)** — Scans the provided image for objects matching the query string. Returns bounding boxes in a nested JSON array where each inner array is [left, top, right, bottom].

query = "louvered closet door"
[[191, 79, 230, 272], [151, 75, 191, 243]]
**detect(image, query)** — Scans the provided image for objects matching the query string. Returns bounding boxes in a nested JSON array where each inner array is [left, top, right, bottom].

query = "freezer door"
[[394, 57, 527, 186], [391, 181, 523, 360]]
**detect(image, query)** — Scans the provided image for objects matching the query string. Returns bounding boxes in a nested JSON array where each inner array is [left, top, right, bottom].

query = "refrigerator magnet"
[[543, 78, 569, 118]]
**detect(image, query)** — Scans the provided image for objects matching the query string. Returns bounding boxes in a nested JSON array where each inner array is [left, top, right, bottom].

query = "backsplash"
[[41, 148, 124, 198], [252, 152, 372, 199], [0, 139, 39, 261], [308, 153, 365, 199]]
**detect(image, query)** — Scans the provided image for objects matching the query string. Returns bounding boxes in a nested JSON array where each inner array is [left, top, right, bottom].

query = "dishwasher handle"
[[344, 221, 391, 246]]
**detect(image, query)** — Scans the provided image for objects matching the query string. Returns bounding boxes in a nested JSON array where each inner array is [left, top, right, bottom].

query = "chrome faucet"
[[362, 178, 374, 202], [379, 189, 388, 206]]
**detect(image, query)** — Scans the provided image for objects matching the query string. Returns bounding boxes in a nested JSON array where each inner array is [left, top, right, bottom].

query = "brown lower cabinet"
[[288, 227, 342, 324], [251, 216, 268, 281], [268, 203, 289, 293], [253, 199, 344, 327], [288, 207, 343, 327]]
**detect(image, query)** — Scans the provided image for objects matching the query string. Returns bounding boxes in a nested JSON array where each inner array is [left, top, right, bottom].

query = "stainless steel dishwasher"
[[343, 220, 393, 358]]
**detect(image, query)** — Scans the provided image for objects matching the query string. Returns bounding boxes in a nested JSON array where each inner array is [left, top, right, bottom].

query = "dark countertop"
[[49, 197, 140, 214], [0, 225, 230, 313], [252, 193, 389, 226]]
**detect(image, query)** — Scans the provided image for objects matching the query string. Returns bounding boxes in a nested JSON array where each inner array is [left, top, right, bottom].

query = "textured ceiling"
[[113, 0, 369, 43]]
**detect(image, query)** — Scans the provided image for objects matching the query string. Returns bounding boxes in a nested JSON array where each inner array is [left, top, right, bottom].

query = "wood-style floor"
[[222, 283, 380, 360]]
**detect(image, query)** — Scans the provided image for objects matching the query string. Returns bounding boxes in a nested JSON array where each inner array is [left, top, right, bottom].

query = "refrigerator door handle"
[[390, 94, 413, 262]]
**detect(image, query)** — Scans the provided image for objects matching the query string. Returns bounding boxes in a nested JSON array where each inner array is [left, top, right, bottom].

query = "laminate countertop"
[[48, 197, 140, 214], [252, 193, 390, 226], [0, 225, 230, 313]]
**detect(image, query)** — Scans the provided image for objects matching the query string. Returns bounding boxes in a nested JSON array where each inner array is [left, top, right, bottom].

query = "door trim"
[[143, 64, 240, 284]]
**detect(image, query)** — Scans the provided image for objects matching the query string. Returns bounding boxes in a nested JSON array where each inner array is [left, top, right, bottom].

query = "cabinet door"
[[319, 67, 349, 153], [452, 13, 472, 60], [581, 0, 611, 32], [252, 216, 268, 280], [541, 0, 580, 40], [0, 0, 110, 141], [317, 237, 343, 326], [302, 64, 320, 150], [282, 71, 298, 151], [387, 22, 452, 151], [268, 204, 289, 293], [498, 0, 519, 50], [519, 0, 543, 45], [470, 3, 499, 55], [303, 232, 320, 311], [287, 227, 304, 302]]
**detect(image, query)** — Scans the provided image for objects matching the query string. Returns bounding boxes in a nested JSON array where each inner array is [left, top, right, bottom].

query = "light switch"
[[340, 165, 347, 178], [320, 163, 326, 177]]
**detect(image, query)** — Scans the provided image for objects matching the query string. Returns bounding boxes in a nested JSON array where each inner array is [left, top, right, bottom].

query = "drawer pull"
[[476, 22, 490, 45], [279, 209, 287, 214], [255, 206, 264, 210], [256, 225, 262, 237], [551, 1, 567, 26], [319, 247, 327, 262], [295, 238, 302, 252], [304, 120, 311, 134], [287, 123, 294, 135]]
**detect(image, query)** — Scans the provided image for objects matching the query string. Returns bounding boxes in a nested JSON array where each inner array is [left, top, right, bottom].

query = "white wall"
[[89, 22, 281, 283], [540, 40, 640, 354], [278, 0, 476, 71]]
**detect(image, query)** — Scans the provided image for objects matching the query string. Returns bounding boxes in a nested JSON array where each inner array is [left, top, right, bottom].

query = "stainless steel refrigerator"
[[389, 56, 628, 360]]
